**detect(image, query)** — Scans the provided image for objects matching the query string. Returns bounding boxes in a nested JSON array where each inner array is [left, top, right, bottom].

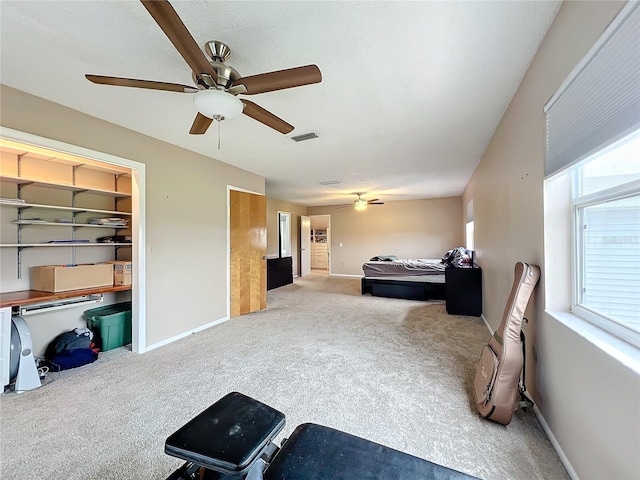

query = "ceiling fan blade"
[[189, 113, 213, 135], [241, 100, 294, 134], [85, 74, 197, 93], [368, 202, 385, 205], [366, 199, 380, 203], [140, 0, 218, 83], [232, 65, 321, 95]]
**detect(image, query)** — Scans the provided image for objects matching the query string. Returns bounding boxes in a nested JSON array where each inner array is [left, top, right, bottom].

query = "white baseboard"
[[533, 405, 579, 480], [329, 273, 363, 278], [481, 314, 493, 334], [145, 316, 230, 352], [480, 315, 578, 479]]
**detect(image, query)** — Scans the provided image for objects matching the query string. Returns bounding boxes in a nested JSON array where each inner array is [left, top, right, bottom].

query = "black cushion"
[[165, 392, 285, 475], [264, 423, 480, 480]]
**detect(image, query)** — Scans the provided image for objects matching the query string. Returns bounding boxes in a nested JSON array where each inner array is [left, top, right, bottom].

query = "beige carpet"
[[0, 274, 569, 479]]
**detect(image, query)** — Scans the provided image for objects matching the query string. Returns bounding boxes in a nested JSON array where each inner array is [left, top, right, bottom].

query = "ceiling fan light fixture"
[[193, 89, 243, 121], [354, 198, 368, 211]]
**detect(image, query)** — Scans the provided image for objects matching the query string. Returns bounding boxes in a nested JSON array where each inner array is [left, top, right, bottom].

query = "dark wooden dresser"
[[267, 256, 293, 290], [445, 266, 482, 316]]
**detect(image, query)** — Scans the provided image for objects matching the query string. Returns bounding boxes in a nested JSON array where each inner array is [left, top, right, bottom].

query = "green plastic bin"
[[84, 301, 132, 351]]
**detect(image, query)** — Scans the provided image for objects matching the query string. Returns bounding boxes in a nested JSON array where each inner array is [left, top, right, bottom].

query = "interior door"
[[230, 190, 266, 317], [300, 215, 311, 276]]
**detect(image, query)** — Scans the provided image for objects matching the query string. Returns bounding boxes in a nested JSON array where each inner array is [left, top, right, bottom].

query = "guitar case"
[[472, 262, 541, 425]]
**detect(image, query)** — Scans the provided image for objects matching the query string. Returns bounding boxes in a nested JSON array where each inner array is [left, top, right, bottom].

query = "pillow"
[[442, 247, 471, 267], [369, 255, 398, 261]]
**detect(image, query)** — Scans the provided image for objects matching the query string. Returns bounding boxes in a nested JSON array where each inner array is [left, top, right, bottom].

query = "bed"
[[361, 258, 447, 301], [361, 249, 477, 302]]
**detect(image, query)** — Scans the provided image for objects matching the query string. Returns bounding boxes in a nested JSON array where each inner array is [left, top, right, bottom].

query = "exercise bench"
[[165, 392, 480, 479]]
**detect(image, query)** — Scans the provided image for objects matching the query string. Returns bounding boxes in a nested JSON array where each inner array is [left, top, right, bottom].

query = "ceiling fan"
[[337, 193, 385, 211], [85, 0, 322, 136]]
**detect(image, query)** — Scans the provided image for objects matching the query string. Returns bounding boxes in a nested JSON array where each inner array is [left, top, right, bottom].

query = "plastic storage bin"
[[84, 301, 132, 351]]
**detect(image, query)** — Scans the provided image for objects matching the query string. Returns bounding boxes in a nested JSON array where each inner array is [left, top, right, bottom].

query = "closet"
[[0, 134, 139, 362], [310, 229, 328, 270]]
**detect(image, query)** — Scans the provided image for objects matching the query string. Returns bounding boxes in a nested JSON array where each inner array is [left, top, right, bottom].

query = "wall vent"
[[291, 132, 319, 142], [320, 180, 341, 185]]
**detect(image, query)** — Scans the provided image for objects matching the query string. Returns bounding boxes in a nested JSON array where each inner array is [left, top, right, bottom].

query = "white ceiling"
[[0, 0, 560, 207]]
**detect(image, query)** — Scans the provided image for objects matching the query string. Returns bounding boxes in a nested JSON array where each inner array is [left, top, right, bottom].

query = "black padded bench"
[[165, 392, 480, 479]]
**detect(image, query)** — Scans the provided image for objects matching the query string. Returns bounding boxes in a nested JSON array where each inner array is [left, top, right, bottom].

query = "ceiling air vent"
[[291, 132, 319, 142]]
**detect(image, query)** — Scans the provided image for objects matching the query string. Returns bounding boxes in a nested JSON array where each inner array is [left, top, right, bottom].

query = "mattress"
[[363, 274, 445, 284], [362, 259, 445, 278]]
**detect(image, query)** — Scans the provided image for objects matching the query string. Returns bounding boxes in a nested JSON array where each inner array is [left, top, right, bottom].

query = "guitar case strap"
[[515, 326, 534, 411]]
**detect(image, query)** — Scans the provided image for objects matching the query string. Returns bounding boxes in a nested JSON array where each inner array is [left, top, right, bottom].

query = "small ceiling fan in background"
[[336, 193, 385, 211], [85, 0, 322, 137]]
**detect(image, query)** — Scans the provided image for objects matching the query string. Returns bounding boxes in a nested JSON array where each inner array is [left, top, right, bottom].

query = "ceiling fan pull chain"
[[217, 119, 221, 150]]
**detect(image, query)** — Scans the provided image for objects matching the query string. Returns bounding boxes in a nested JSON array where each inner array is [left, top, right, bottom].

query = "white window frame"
[[571, 170, 640, 348]]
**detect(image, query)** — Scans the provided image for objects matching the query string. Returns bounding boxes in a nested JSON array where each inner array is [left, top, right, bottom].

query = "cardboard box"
[[107, 260, 132, 286], [31, 263, 114, 292]]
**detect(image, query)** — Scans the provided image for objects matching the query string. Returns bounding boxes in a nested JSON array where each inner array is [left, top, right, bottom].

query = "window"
[[278, 212, 291, 257], [466, 221, 475, 251], [571, 132, 640, 345], [544, 2, 639, 347], [465, 199, 474, 251]]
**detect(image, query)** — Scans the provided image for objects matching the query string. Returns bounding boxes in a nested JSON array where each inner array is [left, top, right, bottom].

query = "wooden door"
[[300, 215, 311, 276], [230, 190, 266, 317]]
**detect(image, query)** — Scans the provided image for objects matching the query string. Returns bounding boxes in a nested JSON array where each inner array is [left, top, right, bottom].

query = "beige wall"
[[463, 1, 638, 478], [266, 197, 308, 276], [1, 85, 264, 350], [309, 197, 463, 275]]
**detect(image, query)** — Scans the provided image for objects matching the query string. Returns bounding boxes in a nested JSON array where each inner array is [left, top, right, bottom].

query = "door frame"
[[309, 214, 331, 274], [300, 215, 311, 276]]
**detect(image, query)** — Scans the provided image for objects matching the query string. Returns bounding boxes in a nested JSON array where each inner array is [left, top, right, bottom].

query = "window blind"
[[544, 2, 640, 179]]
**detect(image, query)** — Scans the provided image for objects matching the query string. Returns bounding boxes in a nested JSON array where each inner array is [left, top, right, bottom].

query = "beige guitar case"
[[473, 262, 541, 425]]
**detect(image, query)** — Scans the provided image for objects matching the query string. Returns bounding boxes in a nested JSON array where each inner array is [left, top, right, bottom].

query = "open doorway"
[[310, 215, 331, 274]]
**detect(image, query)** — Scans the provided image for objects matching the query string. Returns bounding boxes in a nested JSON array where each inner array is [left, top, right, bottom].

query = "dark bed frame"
[[361, 267, 483, 317], [361, 277, 446, 301]]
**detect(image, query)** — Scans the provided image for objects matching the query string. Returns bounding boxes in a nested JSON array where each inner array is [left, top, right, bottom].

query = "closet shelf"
[[11, 220, 128, 228], [0, 243, 132, 248], [1, 140, 134, 280], [0, 200, 132, 216], [0, 175, 131, 198]]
